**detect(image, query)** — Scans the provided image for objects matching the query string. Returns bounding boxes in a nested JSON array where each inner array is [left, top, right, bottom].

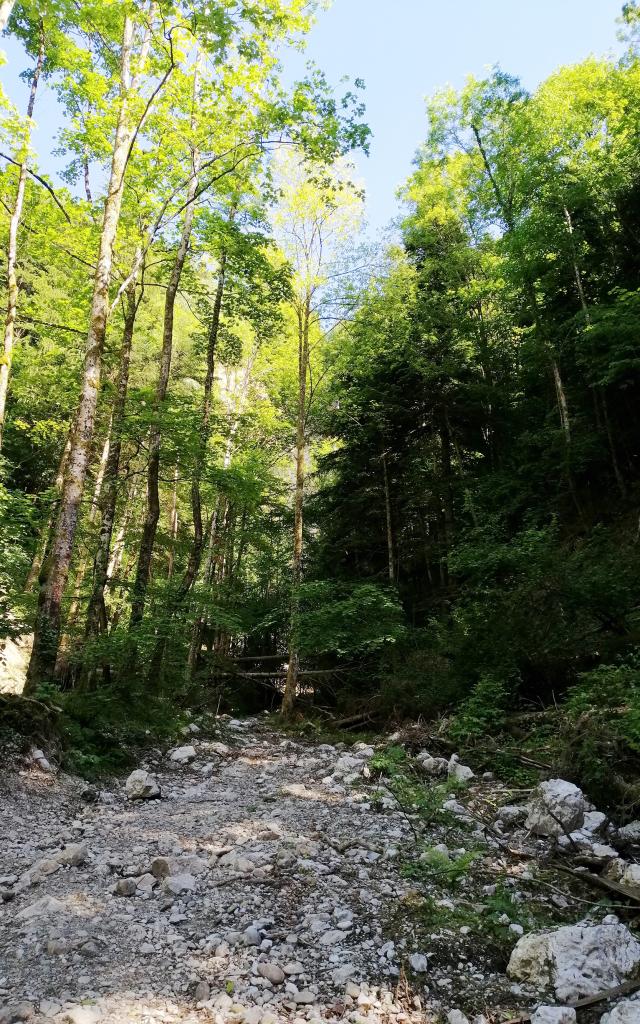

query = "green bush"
[[567, 658, 640, 751], [562, 656, 640, 814], [449, 674, 512, 743]]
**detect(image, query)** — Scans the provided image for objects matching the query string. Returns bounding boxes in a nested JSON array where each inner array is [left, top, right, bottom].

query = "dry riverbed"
[[1, 716, 640, 1024]]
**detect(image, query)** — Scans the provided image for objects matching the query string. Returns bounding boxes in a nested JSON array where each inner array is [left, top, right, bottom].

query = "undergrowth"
[[0, 684, 190, 779]]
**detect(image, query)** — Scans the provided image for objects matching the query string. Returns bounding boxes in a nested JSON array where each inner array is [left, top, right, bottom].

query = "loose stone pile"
[[1, 719, 640, 1024]]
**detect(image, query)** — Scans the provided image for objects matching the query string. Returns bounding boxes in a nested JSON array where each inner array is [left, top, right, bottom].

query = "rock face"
[[508, 923, 640, 1001], [125, 769, 160, 801], [525, 780, 585, 837]]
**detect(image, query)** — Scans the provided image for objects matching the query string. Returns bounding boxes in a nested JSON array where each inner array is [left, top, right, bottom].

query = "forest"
[[6, 4, 640, 1024], [1, 0, 640, 804]]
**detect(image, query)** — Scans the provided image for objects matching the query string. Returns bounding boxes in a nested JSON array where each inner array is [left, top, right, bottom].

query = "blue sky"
[[1, 0, 625, 233], [285, 0, 624, 232]]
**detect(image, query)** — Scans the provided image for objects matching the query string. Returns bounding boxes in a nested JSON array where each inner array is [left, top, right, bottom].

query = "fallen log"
[[551, 861, 640, 905]]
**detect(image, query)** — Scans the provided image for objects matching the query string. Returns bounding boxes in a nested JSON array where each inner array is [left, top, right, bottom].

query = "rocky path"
[[1, 717, 640, 1024]]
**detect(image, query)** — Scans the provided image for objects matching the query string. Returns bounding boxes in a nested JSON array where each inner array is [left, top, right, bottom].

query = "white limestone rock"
[[62, 1007, 103, 1024], [525, 780, 585, 837], [162, 872, 196, 896], [30, 747, 53, 771], [170, 744, 197, 764], [508, 923, 640, 1001], [618, 821, 640, 846], [620, 863, 640, 896], [331, 964, 357, 985], [448, 755, 475, 782], [57, 843, 88, 866], [15, 895, 68, 924], [532, 1009, 576, 1024], [257, 963, 285, 985], [125, 769, 160, 800], [416, 751, 448, 776], [583, 811, 607, 835], [601, 994, 640, 1024], [497, 804, 528, 826], [409, 953, 429, 973]]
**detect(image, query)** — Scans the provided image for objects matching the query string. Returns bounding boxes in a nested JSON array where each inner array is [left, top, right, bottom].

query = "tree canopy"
[[1, 2, 640, 764]]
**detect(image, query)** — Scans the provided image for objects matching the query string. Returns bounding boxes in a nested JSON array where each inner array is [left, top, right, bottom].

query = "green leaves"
[[295, 581, 406, 657]]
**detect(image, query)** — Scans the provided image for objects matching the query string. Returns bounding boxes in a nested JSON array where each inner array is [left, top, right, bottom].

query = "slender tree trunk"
[[282, 299, 309, 719], [83, 154, 92, 204], [130, 152, 201, 631], [439, 411, 454, 585], [187, 271, 274, 680], [167, 468, 179, 580], [179, 247, 227, 594], [233, 507, 248, 579], [187, 502, 219, 676], [0, 25, 44, 450], [26, 16, 154, 689], [55, 422, 111, 675], [25, 432, 71, 592], [84, 281, 141, 647], [381, 450, 395, 583]]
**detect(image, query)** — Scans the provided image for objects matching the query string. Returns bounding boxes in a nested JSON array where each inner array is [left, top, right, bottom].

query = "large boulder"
[[125, 769, 161, 800], [54, 843, 88, 867], [508, 923, 640, 1001], [601, 994, 640, 1024], [617, 821, 640, 846], [525, 779, 585, 837]]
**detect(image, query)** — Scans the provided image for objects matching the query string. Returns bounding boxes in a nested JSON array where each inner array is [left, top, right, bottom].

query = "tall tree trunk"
[[282, 299, 310, 719], [55, 422, 111, 676], [179, 247, 227, 594], [439, 411, 454, 586], [187, 334, 258, 676], [167, 468, 179, 580], [148, 250, 226, 679], [24, 432, 71, 592], [381, 450, 395, 583], [0, 24, 44, 450], [84, 280, 141, 647], [130, 151, 200, 631], [26, 17, 144, 690]]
